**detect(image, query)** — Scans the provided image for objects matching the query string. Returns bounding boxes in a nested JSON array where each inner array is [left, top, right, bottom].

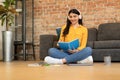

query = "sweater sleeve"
[[77, 28, 88, 50]]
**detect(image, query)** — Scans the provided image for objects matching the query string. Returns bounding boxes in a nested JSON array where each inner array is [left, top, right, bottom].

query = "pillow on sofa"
[[56, 27, 61, 40]]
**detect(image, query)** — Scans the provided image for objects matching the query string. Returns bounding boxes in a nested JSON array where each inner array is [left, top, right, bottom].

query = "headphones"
[[77, 9, 82, 19], [79, 15, 82, 19], [68, 9, 82, 19]]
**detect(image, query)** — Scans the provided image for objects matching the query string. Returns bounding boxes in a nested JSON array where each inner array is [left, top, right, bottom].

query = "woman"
[[44, 9, 93, 64]]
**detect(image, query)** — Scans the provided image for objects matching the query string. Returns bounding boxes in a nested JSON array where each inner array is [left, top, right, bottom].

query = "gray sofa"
[[40, 23, 120, 61]]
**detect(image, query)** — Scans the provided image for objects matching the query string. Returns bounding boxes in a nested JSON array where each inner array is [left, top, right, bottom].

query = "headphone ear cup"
[[76, 9, 82, 19], [79, 15, 82, 19], [67, 16, 70, 20]]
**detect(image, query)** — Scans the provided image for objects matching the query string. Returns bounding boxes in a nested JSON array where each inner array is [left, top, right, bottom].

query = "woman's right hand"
[[57, 40, 61, 46]]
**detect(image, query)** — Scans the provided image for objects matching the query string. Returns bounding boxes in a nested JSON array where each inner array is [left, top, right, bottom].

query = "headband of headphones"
[[68, 9, 82, 19], [77, 9, 82, 19]]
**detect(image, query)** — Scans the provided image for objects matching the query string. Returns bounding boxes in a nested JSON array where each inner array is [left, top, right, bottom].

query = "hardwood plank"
[[0, 61, 120, 80]]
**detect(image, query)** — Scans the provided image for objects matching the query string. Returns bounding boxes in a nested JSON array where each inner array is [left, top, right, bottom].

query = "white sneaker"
[[77, 56, 93, 64], [44, 56, 63, 64]]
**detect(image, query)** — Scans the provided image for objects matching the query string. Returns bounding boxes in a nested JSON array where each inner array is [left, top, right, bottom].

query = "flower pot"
[[2, 31, 14, 62]]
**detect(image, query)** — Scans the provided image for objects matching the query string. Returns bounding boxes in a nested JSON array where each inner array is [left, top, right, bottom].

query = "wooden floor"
[[0, 61, 120, 80]]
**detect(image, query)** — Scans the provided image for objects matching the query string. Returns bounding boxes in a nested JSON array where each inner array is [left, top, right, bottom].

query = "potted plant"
[[0, 0, 18, 62]]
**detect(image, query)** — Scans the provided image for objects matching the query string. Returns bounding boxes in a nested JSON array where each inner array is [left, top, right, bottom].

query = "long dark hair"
[[63, 9, 83, 37]]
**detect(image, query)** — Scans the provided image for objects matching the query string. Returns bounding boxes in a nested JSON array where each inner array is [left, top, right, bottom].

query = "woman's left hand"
[[68, 49, 79, 54]]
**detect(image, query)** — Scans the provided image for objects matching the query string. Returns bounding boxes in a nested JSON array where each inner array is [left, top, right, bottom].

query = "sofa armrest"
[[87, 28, 97, 41], [39, 34, 57, 60], [87, 28, 97, 48]]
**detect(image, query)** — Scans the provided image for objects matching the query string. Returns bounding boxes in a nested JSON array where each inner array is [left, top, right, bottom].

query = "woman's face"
[[68, 13, 79, 25]]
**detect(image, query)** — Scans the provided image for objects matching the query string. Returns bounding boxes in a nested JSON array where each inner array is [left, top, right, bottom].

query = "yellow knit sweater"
[[59, 25, 88, 50]]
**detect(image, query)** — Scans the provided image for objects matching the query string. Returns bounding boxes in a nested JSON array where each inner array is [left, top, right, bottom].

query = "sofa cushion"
[[94, 40, 120, 49], [56, 27, 61, 40], [97, 23, 120, 40], [92, 49, 120, 61], [87, 41, 94, 48]]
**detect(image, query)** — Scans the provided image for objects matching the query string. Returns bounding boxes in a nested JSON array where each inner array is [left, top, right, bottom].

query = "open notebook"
[[58, 39, 79, 51]]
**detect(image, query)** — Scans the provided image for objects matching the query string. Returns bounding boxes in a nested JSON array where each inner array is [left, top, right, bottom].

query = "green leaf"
[[0, 0, 16, 30], [0, 13, 7, 26], [1, 16, 6, 26]]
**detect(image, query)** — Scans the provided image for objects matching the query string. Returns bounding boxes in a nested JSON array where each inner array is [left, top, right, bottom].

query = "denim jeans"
[[48, 47, 92, 63]]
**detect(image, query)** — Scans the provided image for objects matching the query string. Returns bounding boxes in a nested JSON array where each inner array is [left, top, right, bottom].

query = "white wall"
[[0, 0, 4, 60], [0, 0, 6, 60], [0, 0, 4, 2], [0, 0, 2, 60], [0, 24, 5, 60], [0, 27, 3, 60]]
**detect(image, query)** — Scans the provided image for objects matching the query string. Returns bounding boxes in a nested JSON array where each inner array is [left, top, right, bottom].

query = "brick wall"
[[28, 0, 120, 60]]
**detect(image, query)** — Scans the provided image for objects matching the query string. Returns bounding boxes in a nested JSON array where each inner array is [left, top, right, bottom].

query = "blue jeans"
[[48, 47, 92, 63]]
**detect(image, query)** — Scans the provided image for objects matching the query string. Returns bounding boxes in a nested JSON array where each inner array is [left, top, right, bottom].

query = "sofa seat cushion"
[[94, 40, 120, 49], [87, 41, 94, 48]]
